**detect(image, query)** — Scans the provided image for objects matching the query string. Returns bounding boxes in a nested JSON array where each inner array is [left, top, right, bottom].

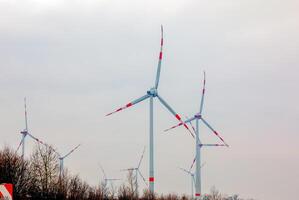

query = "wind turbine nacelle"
[[147, 88, 158, 97], [20, 130, 27, 135], [195, 114, 202, 119]]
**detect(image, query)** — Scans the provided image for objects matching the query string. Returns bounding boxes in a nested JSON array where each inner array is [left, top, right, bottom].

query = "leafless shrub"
[[140, 188, 156, 200], [67, 175, 89, 200], [0, 146, 31, 199], [29, 144, 60, 199]]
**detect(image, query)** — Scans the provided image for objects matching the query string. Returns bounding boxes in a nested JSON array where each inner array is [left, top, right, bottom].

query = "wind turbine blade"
[[164, 116, 196, 132], [27, 133, 60, 156], [27, 133, 46, 146], [137, 169, 148, 186], [155, 25, 164, 89], [199, 71, 206, 114], [179, 167, 192, 175], [15, 136, 25, 153], [137, 146, 146, 169], [201, 118, 229, 147], [189, 157, 206, 171], [62, 144, 81, 159], [120, 168, 134, 171], [24, 97, 28, 131], [186, 116, 196, 134], [105, 94, 150, 116], [190, 157, 196, 171], [157, 95, 194, 138], [99, 164, 107, 180], [200, 144, 226, 147]]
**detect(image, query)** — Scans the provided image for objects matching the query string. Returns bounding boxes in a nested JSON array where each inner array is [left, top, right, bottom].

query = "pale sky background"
[[0, 0, 299, 199]]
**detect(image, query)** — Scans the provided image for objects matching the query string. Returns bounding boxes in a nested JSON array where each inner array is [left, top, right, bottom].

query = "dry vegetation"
[[0, 145, 253, 200]]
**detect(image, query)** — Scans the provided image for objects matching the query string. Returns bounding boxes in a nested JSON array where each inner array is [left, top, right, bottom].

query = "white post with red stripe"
[[149, 96, 154, 193], [195, 119, 201, 199], [0, 184, 13, 200]]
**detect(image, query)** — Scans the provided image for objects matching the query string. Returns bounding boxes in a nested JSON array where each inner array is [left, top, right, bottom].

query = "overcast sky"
[[1, 0, 299, 199]]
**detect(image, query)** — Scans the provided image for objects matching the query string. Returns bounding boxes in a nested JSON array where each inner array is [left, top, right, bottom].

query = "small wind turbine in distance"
[[179, 162, 206, 199], [16, 98, 29, 159], [165, 72, 229, 199], [120, 146, 148, 197], [187, 120, 227, 172], [16, 98, 51, 158], [53, 144, 81, 179], [99, 164, 121, 189], [105, 25, 193, 194]]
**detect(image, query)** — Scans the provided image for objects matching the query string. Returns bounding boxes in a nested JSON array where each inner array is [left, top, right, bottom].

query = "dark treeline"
[[0, 145, 253, 200]]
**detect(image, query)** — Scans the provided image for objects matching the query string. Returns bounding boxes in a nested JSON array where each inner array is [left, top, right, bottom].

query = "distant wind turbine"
[[179, 162, 205, 199], [106, 25, 193, 194], [165, 72, 229, 199], [121, 147, 147, 196], [53, 144, 81, 179], [100, 164, 121, 188], [16, 98, 51, 158], [16, 98, 29, 159]]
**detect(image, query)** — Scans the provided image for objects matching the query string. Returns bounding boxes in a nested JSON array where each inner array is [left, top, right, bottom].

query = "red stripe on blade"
[[175, 114, 181, 120], [159, 52, 163, 60], [126, 103, 132, 107], [183, 124, 189, 130]]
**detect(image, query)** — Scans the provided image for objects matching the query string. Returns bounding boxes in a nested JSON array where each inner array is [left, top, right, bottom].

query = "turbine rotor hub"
[[20, 130, 28, 135], [147, 88, 158, 97], [195, 113, 202, 118]]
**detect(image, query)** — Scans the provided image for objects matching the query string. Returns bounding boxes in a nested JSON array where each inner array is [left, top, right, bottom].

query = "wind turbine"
[[15, 98, 29, 159], [165, 72, 229, 199], [179, 162, 205, 199], [16, 98, 50, 158], [54, 144, 81, 179], [121, 147, 148, 197], [99, 164, 121, 189], [106, 25, 193, 193]]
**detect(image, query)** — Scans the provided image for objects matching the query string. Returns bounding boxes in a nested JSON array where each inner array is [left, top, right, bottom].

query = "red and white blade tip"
[[105, 103, 133, 116]]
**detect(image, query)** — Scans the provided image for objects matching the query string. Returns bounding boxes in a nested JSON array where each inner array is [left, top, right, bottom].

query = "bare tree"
[[67, 175, 89, 200], [29, 144, 60, 199], [127, 170, 136, 198], [0, 146, 31, 199], [140, 188, 156, 200]]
